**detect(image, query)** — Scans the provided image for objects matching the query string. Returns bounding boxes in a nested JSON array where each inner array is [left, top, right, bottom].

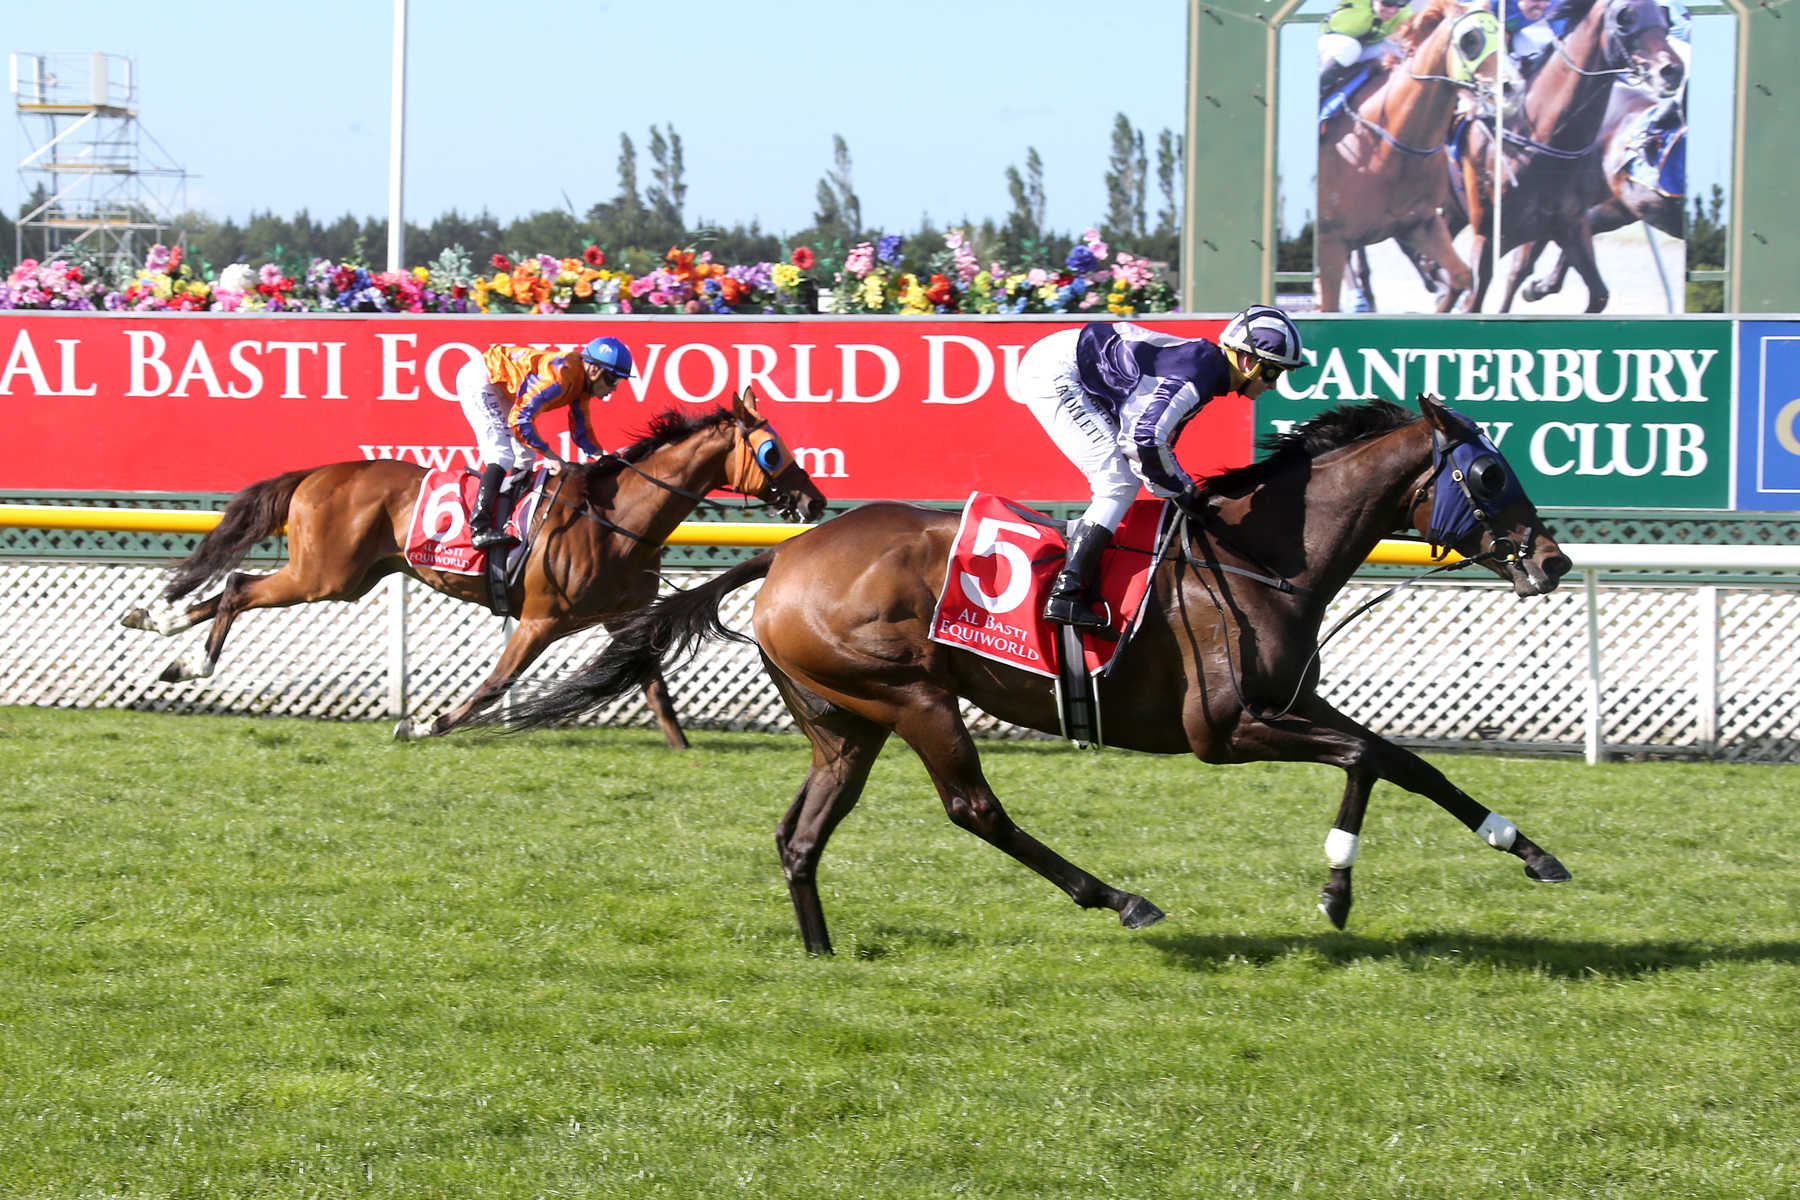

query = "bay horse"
[[499, 396, 1574, 955], [1452, 0, 1682, 311], [119, 389, 827, 745], [1316, 0, 1511, 313]]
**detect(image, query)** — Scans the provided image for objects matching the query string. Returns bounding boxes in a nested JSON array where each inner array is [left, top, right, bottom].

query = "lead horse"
[[120, 389, 827, 744], [500, 396, 1574, 955]]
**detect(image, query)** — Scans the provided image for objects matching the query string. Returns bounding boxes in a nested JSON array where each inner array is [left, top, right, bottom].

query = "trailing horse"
[[1317, 0, 1512, 313], [500, 396, 1574, 955], [120, 389, 827, 745]]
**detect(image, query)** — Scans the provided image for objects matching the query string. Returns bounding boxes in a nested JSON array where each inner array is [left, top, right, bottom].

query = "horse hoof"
[[120, 608, 150, 630], [1119, 895, 1166, 930], [1318, 895, 1351, 930], [158, 656, 210, 684], [1524, 855, 1572, 883], [392, 718, 417, 742]]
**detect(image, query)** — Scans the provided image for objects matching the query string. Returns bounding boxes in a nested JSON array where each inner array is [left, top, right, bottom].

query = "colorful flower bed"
[[0, 231, 1176, 316]]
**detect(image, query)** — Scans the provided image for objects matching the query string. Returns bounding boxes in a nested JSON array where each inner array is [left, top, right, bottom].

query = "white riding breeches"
[[1319, 32, 1394, 71], [456, 359, 533, 473], [1017, 328, 1139, 532]]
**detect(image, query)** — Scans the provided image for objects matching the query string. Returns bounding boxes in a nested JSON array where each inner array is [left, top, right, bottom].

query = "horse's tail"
[[501, 548, 779, 732], [162, 468, 313, 603]]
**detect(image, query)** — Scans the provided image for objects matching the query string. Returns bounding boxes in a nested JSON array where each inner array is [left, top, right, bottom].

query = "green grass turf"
[[0, 707, 1796, 1198]]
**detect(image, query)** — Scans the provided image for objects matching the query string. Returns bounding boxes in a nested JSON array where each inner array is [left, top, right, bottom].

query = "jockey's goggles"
[[1254, 358, 1289, 383]]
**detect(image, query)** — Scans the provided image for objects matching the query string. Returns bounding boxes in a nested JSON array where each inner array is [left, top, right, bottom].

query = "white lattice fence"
[[2, 561, 1797, 759]]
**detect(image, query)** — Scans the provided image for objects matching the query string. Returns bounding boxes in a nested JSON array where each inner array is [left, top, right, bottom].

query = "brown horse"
[[119, 389, 827, 744], [1317, 0, 1511, 313], [1453, 0, 1682, 311], [500, 396, 1574, 955]]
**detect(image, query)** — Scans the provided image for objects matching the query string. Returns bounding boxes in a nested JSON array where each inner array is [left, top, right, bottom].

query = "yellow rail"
[[0, 504, 1455, 561]]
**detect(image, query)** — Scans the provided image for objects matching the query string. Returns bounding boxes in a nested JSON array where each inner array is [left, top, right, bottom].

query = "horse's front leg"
[[1393, 217, 1471, 315], [1499, 239, 1550, 312], [1315, 231, 1349, 313]]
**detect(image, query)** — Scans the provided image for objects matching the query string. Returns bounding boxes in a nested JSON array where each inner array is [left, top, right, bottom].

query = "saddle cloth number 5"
[[422, 479, 468, 544], [959, 518, 1044, 615]]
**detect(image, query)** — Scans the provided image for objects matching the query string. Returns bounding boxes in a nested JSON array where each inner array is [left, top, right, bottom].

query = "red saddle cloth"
[[403, 468, 547, 576], [929, 493, 1167, 679]]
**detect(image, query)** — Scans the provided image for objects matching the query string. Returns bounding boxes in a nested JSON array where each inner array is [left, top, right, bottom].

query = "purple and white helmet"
[[1219, 304, 1306, 370]]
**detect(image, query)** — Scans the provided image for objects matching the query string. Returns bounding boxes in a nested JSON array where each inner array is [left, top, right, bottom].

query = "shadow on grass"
[[1146, 929, 1800, 980]]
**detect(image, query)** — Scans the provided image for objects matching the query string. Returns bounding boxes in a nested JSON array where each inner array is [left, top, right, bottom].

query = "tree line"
[[6, 113, 1183, 281]]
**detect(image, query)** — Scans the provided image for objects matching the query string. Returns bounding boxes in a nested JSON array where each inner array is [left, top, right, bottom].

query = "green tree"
[[1685, 184, 1726, 314], [809, 134, 862, 247], [646, 124, 686, 232], [1001, 147, 1046, 263], [1102, 113, 1147, 243]]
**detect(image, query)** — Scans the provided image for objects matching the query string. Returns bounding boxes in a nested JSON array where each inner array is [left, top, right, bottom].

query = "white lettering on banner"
[[227, 341, 263, 398], [839, 344, 899, 403], [322, 342, 346, 399], [1656, 423, 1707, 475], [425, 342, 480, 400], [1270, 419, 1298, 435], [794, 447, 847, 478], [1361, 349, 1406, 400], [789, 344, 834, 402], [1532, 422, 1577, 475], [1604, 423, 1658, 477], [54, 340, 95, 396], [1634, 349, 1678, 403], [620, 344, 664, 401], [0, 329, 51, 395], [1413, 348, 1458, 397], [1777, 398, 1800, 457], [359, 444, 481, 470], [125, 330, 171, 396], [1275, 348, 1321, 399], [1311, 348, 1354, 399], [925, 335, 994, 404], [1580, 349, 1631, 402], [170, 340, 225, 398], [734, 344, 792, 403], [1672, 349, 1717, 402], [1456, 349, 1494, 401], [1001, 345, 1026, 402], [960, 518, 1043, 613], [264, 341, 318, 399], [664, 343, 729, 404], [1497, 349, 1539, 400], [1541, 349, 1583, 402], [378, 333, 419, 400]]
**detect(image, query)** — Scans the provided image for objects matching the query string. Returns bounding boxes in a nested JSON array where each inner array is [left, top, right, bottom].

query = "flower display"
[[790, 246, 816, 270]]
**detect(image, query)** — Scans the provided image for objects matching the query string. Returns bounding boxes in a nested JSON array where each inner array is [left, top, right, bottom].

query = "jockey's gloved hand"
[[1174, 489, 1209, 522]]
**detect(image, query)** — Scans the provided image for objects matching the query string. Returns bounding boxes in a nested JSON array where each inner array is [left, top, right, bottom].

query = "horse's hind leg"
[[893, 691, 1164, 931], [642, 670, 690, 750], [160, 564, 383, 683], [773, 688, 892, 956], [121, 592, 219, 637]]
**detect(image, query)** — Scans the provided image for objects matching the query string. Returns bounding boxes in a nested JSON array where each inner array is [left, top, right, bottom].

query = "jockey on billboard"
[[1017, 306, 1306, 635], [1318, 0, 1412, 101], [455, 337, 635, 549]]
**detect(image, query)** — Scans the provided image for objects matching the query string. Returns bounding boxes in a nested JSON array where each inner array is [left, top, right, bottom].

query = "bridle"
[[1504, 0, 1671, 159]]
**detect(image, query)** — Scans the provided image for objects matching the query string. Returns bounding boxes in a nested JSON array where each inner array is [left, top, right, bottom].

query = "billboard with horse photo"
[[1305, 0, 1709, 314]]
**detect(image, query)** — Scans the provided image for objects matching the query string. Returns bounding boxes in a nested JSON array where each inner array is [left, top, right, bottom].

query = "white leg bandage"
[[1325, 828, 1360, 869], [1476, 812, 1518, 851]]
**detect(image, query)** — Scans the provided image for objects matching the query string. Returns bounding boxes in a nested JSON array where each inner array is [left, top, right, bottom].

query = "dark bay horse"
[[1453, 0, 1682, 311], [501, 397, 1574, 955], [120, 390, 827, 744], [1317, 0, 1510, 313]]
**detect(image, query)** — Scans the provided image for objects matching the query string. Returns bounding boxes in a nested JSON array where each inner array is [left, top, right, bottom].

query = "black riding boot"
[[470, 463, 519, 551], [1320, 61, 1353, 102], [1042, 521, 1116, 636]]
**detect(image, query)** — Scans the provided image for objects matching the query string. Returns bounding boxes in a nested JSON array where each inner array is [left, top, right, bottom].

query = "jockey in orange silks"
[[455, 336, 636, 549]]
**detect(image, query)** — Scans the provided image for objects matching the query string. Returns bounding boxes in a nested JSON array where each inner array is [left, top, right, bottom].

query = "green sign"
[[1260, 319, 1733, 509]]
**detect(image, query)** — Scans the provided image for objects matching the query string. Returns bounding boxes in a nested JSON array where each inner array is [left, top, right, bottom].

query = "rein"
[[558, 421, 783, 547]]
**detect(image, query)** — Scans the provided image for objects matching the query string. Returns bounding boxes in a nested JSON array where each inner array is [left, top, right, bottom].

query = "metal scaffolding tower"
[[11, 51, 187, 269]]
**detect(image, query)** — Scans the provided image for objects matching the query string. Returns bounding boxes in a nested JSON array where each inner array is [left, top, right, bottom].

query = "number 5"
[[960, 518, 1043, 614]]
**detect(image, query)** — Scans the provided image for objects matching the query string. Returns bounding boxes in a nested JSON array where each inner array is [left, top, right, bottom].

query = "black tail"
[[500, 548, 779, 732], [162, 468, 312, 603]]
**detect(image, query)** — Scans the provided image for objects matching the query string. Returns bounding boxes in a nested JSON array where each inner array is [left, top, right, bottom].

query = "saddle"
[[403, 466, 549, 616]]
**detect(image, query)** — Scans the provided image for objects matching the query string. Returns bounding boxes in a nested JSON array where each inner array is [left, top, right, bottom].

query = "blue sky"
[[6, 0, 1189, 236]]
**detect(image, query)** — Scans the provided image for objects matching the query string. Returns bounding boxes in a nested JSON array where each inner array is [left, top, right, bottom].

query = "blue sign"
[[1738, 322, 1800, 510]]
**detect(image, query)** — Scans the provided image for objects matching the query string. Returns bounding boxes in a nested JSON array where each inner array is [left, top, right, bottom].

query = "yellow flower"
[[772, 263, 802, 290], [493, 273, 514, 298], [412, 266, 430, 282], [859, 274, 885, 310]]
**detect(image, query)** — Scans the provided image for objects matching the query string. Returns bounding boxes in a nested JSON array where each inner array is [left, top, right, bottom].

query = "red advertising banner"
[[0, 314, 1246, 499]]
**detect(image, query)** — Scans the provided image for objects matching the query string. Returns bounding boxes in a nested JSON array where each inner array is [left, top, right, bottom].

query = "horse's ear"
[[734, 386, 763, 423], [1417, 392, 1453, 428]]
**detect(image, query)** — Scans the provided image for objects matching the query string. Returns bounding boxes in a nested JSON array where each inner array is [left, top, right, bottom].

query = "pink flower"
[[683, 299, 701, 314], [1083, 229, 1110, 260], [648, 290, 669, 306], [259, 263, 284, 286], [1026, 268, 1049, 287], [844, 242, 875, 278], [619, 297, 633, 314]]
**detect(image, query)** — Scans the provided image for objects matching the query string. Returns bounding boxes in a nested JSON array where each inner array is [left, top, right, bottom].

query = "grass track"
[[0, 707, 1796, 1198]]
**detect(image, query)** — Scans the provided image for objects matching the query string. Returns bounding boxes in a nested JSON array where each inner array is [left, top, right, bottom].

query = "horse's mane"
[[1545, 0, 1600, 25], [1398, 0, 1462, 54], [573, 406, 735, 483], [1203, 398, 1418, 490]]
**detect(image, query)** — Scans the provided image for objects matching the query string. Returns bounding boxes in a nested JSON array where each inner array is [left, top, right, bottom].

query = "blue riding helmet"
[[1219, 304, 1306, 370], [581, 336, 636, 378]]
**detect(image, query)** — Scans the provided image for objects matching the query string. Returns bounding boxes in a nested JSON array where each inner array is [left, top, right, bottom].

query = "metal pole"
[[387, 573, 408, 718], [1584, 568, 1603, 764], [1697, 585, 1719, 756], [1492, 0, 1505, 312], [387, 0, 408, 273]]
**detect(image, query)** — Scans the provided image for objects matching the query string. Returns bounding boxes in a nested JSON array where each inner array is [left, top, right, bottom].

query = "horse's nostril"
[[1542, 554, 1572, 579]]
